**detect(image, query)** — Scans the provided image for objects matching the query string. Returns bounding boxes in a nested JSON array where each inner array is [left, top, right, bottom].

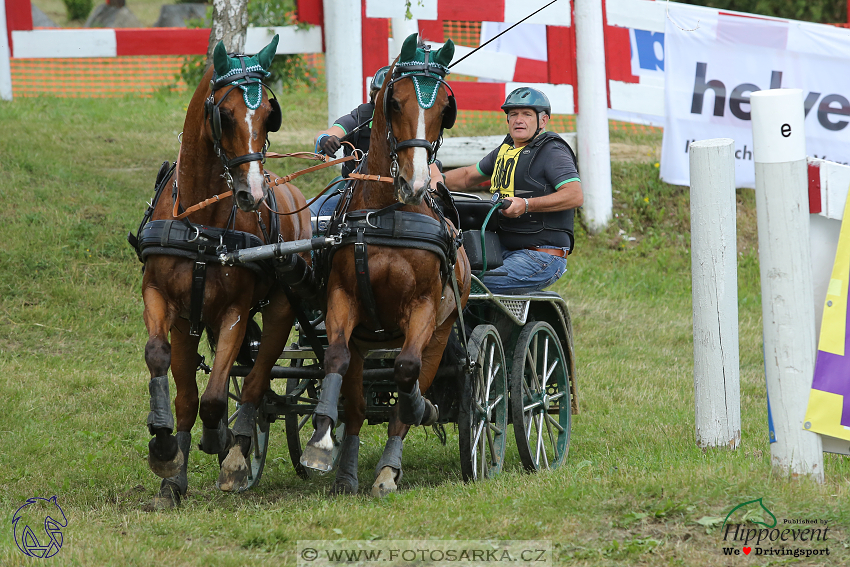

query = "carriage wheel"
[[510, 321, 571, 471], [224, 374, 270, 490], [284, 360, 345, 479], [459, 325, 508, 482]]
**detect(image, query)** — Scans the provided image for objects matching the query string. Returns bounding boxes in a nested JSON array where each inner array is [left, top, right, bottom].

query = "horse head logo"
[[12, 496, 68, 558]]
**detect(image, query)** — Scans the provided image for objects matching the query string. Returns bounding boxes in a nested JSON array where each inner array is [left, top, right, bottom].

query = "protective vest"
[[489, 131, 578, 251], [342, 103, 375, 177]]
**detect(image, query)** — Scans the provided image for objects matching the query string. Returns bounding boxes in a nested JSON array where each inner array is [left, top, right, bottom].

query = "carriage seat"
[[452, 194, 504, 273]]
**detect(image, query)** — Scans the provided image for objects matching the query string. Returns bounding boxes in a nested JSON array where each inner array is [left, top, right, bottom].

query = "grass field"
[[0, 81, 848, 567]]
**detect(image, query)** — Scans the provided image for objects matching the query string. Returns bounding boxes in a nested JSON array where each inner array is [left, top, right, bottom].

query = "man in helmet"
[[313, 65, 391, 178], [443, 87, 583, 294]]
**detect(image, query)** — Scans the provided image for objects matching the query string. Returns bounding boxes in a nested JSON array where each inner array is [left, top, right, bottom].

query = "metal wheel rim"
[[510, 321, 570, 471], [461, 325, 508, 482]]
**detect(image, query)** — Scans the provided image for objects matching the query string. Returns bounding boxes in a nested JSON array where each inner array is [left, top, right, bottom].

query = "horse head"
[[374, 34, 456, 205], [205, 36, 282, 212]]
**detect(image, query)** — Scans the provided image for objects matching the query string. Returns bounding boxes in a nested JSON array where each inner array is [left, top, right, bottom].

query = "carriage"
[[131, 32, 579, 504], [220, 191, 579, 488]]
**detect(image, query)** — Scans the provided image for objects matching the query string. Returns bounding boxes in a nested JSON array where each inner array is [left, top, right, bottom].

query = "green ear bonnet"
[[392, 33, 455, 109], [212, 35, 279, 110]]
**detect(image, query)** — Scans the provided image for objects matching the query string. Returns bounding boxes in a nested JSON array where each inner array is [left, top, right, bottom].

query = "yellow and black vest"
[[489, 131, 578, 251]]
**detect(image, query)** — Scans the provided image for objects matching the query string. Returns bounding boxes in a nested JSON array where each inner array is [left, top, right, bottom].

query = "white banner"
[[661, 4, 850, 187]]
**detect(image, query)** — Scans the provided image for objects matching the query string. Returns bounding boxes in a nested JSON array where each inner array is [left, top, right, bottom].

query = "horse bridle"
[[203, 55, 282, 189], [382, 45, 457, 179]]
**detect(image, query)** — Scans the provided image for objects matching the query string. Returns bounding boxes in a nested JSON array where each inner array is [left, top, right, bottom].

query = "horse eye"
[[391, 99, 401, 113]]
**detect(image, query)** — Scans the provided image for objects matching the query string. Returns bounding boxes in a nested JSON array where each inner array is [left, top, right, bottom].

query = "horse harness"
[[128, 160, 282, 337], [322, 182, 462, 341]]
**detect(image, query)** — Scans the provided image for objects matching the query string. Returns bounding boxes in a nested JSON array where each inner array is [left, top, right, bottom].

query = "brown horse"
[[300, 34, 471, 496], [137, 35, 312, 507]]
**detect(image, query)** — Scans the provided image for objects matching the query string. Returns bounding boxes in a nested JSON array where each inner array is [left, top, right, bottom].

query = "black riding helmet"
[[501, 87, 551, 115], [501, 87, 551, 141], [370, 66, 391, 94]]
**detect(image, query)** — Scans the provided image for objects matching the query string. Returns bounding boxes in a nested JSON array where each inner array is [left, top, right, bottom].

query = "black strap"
[[281, 286, 325, 367], [354, 230, 383, 332], [190, 249, 208, 337]]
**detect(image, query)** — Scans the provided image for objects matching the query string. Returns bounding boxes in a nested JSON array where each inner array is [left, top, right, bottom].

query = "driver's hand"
[[500, 197, 526, 218], [321, 135, 342, 155]]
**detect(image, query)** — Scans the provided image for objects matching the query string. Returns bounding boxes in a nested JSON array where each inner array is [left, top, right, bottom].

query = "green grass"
[[0, 88, 848, 567]]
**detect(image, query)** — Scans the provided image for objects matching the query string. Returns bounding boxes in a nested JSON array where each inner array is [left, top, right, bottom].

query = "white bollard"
[[322, 0, 363, 127], [689, 138, 741, 449], [574, 0, 612, 234], [0, 0, 13, 101], [689, 139, 741, 449], [751, 88, 824, 481], [390, 17, 418, 62]]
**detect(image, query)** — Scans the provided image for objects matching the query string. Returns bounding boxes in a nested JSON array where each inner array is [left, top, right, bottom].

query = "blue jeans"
[[480, 249, 567, 294]]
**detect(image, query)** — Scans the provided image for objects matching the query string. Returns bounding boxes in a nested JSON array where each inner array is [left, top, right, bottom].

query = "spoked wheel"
[[284, 360, 344, 479], [459, 324, 508, 482], [510, 321, 571, 471], [224, 373, 270, 490]]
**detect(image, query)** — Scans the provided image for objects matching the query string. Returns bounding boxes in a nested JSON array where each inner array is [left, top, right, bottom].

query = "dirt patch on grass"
[[611, 142, 660, 163]]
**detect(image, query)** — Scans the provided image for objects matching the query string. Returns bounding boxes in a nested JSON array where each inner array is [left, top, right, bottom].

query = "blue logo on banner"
[[12, 496, 67, 558], [634, 30, 665, 71]]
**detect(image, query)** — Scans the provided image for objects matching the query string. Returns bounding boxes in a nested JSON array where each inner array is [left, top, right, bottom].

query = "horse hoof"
[[371, 466, 398, 498], [148, 447, 184, 479], [300, 444, 334, 474], [151, 481, 182, 509], [217, 445, 249, 492], [329, 479, 358, 496], [422, 402, 439, 427]]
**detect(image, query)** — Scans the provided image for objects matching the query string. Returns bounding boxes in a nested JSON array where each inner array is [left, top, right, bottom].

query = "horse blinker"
[[267, 98, 282, 133]]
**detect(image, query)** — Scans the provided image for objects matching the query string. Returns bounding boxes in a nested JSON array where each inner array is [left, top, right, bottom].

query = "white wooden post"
[[689, 139, 741, 449], [751, 88, 824, 481], [322, 0, 362, 127], [574, 0, 612, 234], [0, 0, 13, 101], [390, 17, 418, 62]]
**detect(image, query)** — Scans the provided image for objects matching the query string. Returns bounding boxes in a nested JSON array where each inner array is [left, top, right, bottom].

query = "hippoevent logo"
[[720, 498, 830, 558], [11, 496, 67, 559]]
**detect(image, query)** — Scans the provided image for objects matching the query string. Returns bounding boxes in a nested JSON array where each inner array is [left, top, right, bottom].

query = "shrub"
[[64, 0, 93, 21]]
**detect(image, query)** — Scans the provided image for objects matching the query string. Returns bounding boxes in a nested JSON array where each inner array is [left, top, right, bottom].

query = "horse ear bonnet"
[[256, 35, 279, 70], [212, 41, 230, 79], [267, 98, 281, 132]]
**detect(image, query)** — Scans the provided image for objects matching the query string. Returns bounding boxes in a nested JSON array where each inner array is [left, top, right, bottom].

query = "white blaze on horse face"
[[243, 108, 266, 203], [410, 104, 430, 194]]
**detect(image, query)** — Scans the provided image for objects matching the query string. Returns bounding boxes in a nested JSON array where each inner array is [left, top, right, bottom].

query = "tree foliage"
[[681, 0, 847, 24], [178, 0, 315, 92]]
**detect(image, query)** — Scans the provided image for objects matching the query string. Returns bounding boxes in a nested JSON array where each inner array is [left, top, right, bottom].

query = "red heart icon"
[[743, 547, 751, 555]]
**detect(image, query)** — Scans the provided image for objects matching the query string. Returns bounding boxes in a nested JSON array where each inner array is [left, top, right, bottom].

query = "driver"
[[443, 87, 583, 294]]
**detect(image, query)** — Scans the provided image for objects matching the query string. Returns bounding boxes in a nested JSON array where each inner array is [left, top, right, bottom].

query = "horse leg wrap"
[[146, 375, 174, 434], [398, 381, 437, 426], [199, 419, 228, 455], [331, 435, 360, 495], [374, 436, 404, 482], [315, 373, 343, 427], [232, 402, 257, 438]]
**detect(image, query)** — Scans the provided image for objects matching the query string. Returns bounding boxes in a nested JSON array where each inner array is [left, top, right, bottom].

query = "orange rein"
[[170, 144, 361, 220]]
